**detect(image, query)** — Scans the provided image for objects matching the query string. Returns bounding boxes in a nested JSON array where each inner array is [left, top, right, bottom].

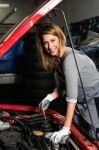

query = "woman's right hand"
[[39, 94, 54, 110]]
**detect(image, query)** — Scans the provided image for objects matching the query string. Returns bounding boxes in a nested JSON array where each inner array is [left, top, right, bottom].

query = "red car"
[[0, 0, 98, 149]]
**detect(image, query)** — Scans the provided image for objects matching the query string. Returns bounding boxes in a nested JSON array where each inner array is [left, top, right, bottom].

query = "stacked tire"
[[23, 32, 56, 105]]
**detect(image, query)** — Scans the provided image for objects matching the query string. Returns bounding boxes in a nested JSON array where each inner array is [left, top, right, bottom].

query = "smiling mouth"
[[47, 49, 56, 54], [50, 50, 56, 53]]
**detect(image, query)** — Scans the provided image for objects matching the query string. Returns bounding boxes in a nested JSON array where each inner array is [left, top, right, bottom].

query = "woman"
[[37, 23, 99, 144]]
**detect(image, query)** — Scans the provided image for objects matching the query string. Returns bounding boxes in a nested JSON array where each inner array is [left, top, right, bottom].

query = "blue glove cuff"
[[45, 94, 54, 102], [63, 127, 70, 134]]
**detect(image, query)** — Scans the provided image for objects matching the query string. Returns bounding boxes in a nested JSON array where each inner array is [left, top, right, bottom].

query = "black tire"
[[24, 78, 55, 89], [23, 71, 54, 79], [23, 32, 56, 101]]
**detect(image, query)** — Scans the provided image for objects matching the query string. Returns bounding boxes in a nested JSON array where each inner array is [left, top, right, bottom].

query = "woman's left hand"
[[45, 127, 70, 144]]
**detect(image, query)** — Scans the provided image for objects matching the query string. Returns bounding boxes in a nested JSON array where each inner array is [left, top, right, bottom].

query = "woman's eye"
[[51, 39, 55, 42], [43, 42, 47, 46]]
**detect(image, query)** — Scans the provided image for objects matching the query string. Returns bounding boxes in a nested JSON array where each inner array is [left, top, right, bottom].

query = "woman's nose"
[[48, 42, 52, 49]]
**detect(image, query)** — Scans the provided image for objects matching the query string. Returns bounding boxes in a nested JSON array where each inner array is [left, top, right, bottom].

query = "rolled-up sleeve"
[[63, 53, 78, 103]]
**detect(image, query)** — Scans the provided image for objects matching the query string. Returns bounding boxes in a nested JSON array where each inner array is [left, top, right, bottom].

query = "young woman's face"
[[42, 34, 60, 56]]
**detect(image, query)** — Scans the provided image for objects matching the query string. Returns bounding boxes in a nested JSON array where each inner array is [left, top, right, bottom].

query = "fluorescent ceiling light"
[[0, 4, 10, 8]]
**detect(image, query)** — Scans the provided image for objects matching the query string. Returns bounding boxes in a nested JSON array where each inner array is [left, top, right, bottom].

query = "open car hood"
[[0, 0, 62, 57]]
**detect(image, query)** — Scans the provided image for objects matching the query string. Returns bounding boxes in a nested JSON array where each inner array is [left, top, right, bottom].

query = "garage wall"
[[64, 0, 99, 23]]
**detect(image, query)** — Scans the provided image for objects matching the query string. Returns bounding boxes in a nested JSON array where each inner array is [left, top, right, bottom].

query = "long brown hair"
[[36, 23, 66, 70]]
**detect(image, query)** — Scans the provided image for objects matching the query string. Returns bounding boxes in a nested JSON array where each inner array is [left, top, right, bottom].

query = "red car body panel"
[[0, 0, 98, 149], [0, 104, 98, 150]]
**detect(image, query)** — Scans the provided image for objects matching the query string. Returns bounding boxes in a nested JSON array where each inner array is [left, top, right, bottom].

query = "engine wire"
[[53, 7, 96, 142]]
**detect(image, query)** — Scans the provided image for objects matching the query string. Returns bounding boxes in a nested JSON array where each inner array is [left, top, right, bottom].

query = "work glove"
[[45, 127, 70, 144], [39, 94, 54, 110]]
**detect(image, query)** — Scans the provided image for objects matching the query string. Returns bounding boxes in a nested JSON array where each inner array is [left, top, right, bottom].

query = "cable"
[[53, 7, 97, 141]]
